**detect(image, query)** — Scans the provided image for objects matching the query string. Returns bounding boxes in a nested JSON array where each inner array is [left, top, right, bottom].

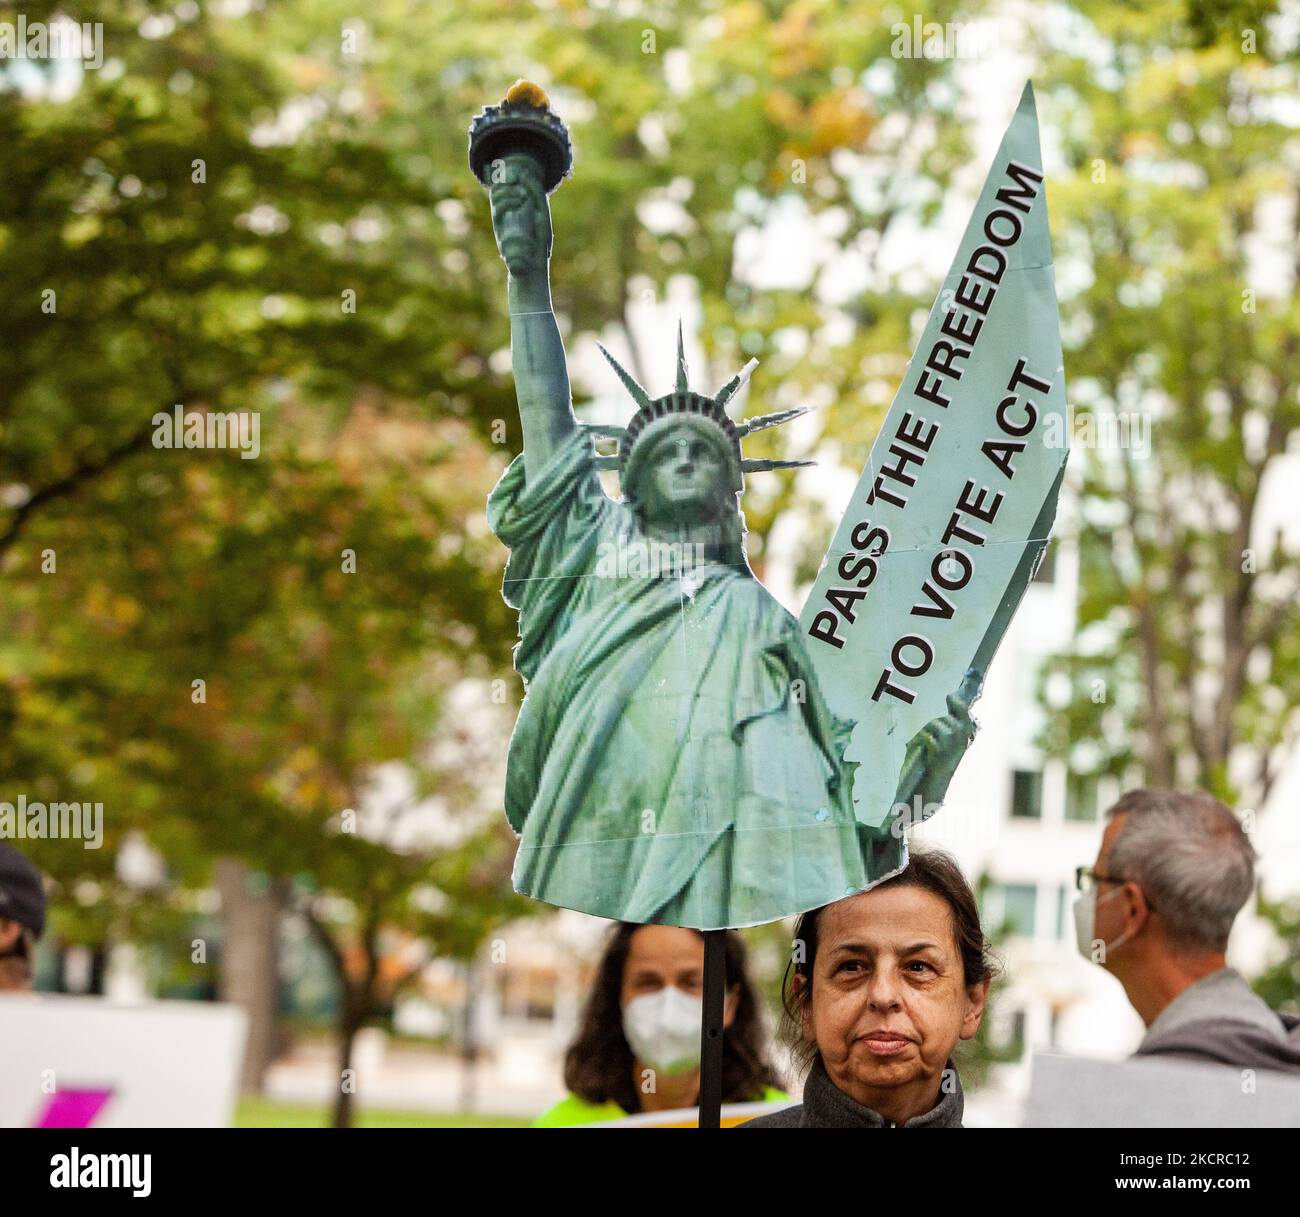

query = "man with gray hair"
[[1073, 788, 1300, 1072]]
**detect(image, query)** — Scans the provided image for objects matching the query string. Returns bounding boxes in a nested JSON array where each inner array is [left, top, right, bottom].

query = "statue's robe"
[[487, 429, 903, 928]]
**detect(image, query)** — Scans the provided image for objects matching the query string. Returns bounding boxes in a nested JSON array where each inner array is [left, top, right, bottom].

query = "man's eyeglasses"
[[1075, 865, 1157, 911]]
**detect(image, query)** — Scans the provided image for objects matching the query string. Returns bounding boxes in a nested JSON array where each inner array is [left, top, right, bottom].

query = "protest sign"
[[801, 81, 1069, 832], [473, 80, 1066, 927]]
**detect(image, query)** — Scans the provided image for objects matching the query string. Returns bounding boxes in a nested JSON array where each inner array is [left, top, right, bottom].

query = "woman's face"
[[802, 885, 988, 1107], [620, 925, 738, 1024]]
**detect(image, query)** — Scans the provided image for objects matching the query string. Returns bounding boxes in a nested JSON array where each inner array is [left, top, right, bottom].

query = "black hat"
[[0, 844, 46, 938]]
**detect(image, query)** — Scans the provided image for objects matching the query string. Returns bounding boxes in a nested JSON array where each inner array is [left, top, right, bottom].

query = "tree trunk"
[[300, 903, 374, 1130], [215, 857, 287, 1094], [331, 1000, 363, 1129], [459, 960, 480, 1113]]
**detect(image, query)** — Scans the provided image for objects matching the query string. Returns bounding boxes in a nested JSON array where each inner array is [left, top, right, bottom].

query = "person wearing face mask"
[[532, 923, 786, 1125], [741, 848, 995, 1128], [1073, 788, 1300, 1074]]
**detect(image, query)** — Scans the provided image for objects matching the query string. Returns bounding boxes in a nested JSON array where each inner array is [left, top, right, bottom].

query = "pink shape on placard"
[[33, 1088, 114, 1128]]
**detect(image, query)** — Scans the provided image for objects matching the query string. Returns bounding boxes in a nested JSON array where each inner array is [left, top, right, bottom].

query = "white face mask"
[[1072, 885, 1133, 963], [622, 986, 702, 1076]]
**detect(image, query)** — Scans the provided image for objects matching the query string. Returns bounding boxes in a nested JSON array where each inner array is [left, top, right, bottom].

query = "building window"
[[1001, 883, 1038, 937], [980, 881, 1040, 939], [1010, 769, 1043, 819], [1056, 883, 1070, 940], [1065, 772, 1099, 822], [1009, 1009, 1027, 1056]]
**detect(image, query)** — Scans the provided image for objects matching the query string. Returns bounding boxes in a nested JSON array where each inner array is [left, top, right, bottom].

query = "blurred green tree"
[[2, 0, 986, 1121], [1034, 3, 1300, 812], [1253, 894, 1300, 1017]]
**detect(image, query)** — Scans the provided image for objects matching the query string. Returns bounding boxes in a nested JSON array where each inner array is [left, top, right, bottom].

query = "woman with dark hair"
[[742, 848, 998, 1128], [533, 922, 786, 1125]]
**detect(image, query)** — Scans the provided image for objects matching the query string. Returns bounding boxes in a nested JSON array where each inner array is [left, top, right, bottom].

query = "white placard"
[[0, 994, 246, 1128]]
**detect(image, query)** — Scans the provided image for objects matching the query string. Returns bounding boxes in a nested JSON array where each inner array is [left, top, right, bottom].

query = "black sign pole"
[[698, 929, 726, 1128]]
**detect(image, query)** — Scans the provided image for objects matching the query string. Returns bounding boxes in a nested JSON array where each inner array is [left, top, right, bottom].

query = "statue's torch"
[[468, 78, 573, 193], [468, 80, 572, 278]]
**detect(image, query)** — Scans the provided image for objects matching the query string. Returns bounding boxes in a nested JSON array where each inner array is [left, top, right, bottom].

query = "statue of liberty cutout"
[[471, 82, 979, 929]]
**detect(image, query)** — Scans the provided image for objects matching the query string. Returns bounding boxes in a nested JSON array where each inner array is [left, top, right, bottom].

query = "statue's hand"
[[488, 154, 552, 280], [895, 670, 981, 815]]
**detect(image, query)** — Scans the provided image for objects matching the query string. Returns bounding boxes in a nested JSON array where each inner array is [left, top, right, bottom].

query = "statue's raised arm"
[[471, 83, 577, 477]]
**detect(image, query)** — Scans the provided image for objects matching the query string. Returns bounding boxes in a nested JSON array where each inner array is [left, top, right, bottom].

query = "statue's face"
[[636, 422, 731, 528]]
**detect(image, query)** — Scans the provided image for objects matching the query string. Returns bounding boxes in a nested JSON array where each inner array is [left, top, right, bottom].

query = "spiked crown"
[[590, 321, 815, 499]]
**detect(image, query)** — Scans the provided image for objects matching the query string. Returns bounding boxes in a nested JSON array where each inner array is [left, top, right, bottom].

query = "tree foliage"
[[1034, 1, 1300, 810]]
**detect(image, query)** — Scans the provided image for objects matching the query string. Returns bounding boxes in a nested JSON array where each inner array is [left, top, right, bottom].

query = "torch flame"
[[505, 79, 550, 109]]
